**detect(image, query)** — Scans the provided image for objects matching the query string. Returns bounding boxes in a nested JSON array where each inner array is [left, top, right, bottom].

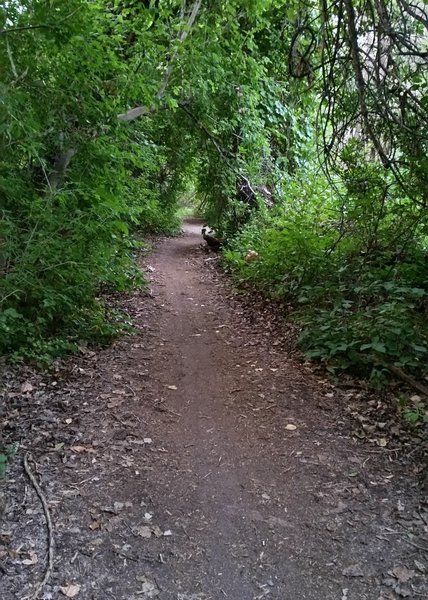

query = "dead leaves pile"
[[381, 563, 425, 598], [345, 393, 427, 458]]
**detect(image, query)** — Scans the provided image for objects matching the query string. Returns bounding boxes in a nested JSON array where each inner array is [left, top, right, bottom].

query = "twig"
[[178, 102, 233, 161], [112, 413, 128, 427], [0, 25, 53, 35], [155, 405, 182, 418], [124, 384, 136, 397], [401, 537, 428, 552], [23, 453, 54, 600], [367, 356, 428, 397], [113, 547, 156, 563], [386, 364, 428, 397], [377, 534, 428, 553], [363, 448, 401, 453]]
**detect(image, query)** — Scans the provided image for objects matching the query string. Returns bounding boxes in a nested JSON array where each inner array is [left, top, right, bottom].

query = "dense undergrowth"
[[224, 173, 428, 384], [1, 0, 427, 390], [0, 1, 183, 362]]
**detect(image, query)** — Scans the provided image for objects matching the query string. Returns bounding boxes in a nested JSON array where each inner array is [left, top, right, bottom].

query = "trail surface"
[[1, 220, 426, 600]]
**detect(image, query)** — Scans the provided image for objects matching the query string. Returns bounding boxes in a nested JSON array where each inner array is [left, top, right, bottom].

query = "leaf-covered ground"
[[0, 221, 427, 600]]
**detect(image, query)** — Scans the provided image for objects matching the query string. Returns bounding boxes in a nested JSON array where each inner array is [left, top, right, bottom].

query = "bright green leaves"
[[0, 0, 179, 359]]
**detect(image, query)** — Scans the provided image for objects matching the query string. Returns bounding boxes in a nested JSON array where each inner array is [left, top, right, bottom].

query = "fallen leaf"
[[136, 576, 159, 598], [71, 446, 87, 454], [60, 584, 81, 598], [390, 566, 416, 583], [285, 424, 297, 431], [22, 551, 38, 565], [104, 516, 121, 532], [107, 399, 123, 408], [152, 525, 163, 537], [393, 585, 412, 598], [342, 564, 364, 577], [20, 381, 33, 393], [0, 532, 12, 544], [134, 526, 152, 538]]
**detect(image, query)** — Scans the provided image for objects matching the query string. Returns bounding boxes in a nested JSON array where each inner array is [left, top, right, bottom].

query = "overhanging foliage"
[[0, 0, 427, 384]]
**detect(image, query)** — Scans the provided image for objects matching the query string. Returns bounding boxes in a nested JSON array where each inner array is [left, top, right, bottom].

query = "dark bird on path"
[[201, 226, 222, 251]]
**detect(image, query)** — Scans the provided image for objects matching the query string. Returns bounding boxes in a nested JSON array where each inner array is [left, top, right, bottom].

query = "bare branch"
[[344, 0, 391, 167], [0, 25, 52, 35], [5, 35, 18, 78], [398, 0, 428, 31]]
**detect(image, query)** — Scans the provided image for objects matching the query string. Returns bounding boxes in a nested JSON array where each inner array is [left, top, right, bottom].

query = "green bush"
[[0, 3, 181, 361], [223, 167, 428, 383], [299, 282, 428, 381]]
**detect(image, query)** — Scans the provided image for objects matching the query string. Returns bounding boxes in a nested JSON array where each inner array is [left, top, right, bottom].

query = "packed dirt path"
[[1, 220, 427, 600]]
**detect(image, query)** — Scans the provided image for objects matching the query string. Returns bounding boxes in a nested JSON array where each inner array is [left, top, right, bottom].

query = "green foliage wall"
[[0, 1, 182, 360]]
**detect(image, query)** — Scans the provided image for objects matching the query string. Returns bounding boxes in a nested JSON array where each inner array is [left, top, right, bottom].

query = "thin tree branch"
[[398, 0, 428, 31], [0, 25, 52, 35], [178, 102, 233, 160], [343, 0, 391, 168], [5, 35, 17, 78], [118, 0, 203, 122]]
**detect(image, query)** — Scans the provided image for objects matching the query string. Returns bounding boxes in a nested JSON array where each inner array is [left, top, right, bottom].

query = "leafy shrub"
[[0, 3, 182, 361], [224, 172, 338, 294], [299, 282, 428, 381], [223, 167, 428, 384]]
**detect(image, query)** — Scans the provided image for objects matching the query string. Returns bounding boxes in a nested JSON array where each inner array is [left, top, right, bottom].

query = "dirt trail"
[[1, 220, 427, 600]]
